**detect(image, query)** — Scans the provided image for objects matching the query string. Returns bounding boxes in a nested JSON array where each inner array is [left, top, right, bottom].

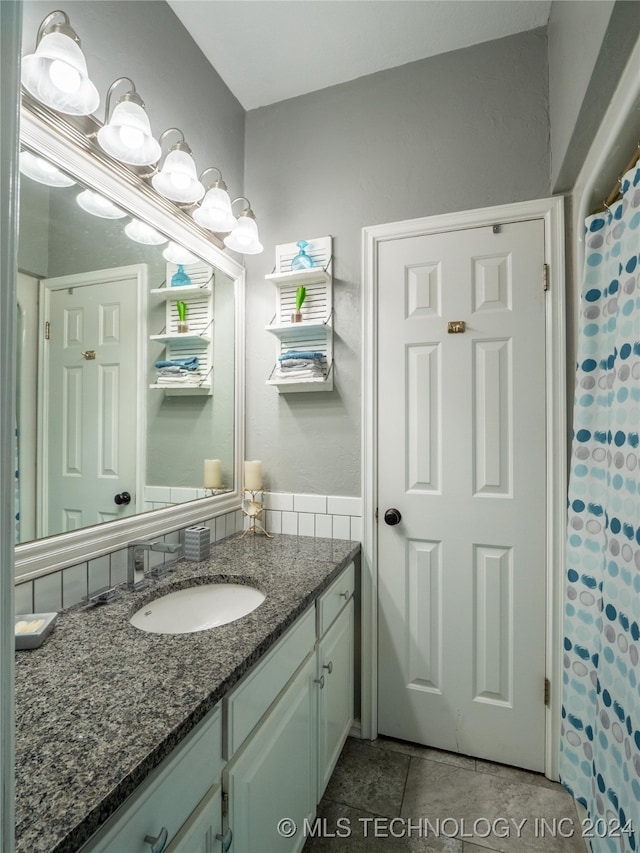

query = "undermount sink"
[[130, 583, 265, 634]]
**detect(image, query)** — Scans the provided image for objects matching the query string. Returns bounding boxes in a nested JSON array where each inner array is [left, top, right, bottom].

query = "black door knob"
[[114, 491, 131, 506], [384, 508, 402, 526]]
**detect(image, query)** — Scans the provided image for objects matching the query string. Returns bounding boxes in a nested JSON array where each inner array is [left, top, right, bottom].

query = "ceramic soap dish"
[[15, 612, 57, 650]]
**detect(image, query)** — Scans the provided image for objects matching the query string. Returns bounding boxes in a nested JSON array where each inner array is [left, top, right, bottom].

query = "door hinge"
[[544, 677, 550, 706], [222, 790, 228, 816], [44, 321, 51, 340], [543, 264, 549, 292], [375, 508, 378, 523]]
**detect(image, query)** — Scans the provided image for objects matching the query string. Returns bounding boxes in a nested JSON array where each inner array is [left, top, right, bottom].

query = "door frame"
[[361, 197, 566, 778], [37, 264, 147, 539]]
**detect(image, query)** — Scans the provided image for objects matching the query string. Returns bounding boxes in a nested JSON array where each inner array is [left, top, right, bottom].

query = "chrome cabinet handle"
[[144, 828, 168, 853], [216, 828, 233, 853], [339, 590, 350, 600], [314, 675, 325, 689], [323, 661, 333, 674]]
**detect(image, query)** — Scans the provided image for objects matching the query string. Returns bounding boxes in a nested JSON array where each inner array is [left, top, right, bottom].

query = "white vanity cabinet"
[[77, 561, 355, 853], [80, 706, 224, 853], [222, 561, 355, 853], [317, 598, 354, 797], [165, 784, 223, 853], [223, 653, 318, 853]]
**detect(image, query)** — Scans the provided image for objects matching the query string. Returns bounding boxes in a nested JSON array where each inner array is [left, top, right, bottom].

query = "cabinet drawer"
[[83, 706, 223, 853], [225, 606, 316, 757], [317, 562, 355, 637]]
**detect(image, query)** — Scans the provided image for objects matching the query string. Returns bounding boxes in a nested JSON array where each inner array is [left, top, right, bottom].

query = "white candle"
[[204, 459, 222, 489], [244, 460, 263, 491]]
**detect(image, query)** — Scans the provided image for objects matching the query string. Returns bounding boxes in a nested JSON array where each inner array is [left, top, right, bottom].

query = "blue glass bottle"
[[291, 240, 314, 270], [171, 264, 191, 287]]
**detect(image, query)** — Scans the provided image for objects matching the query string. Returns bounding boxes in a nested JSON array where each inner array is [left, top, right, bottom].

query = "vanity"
[[14, 533, 359, 853]]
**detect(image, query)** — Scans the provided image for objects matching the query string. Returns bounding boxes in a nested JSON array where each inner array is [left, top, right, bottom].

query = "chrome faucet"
[[127, 538, 182, 590]]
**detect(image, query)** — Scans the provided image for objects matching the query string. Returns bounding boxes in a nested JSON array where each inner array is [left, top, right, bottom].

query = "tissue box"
[[184, 525, 210, 561]]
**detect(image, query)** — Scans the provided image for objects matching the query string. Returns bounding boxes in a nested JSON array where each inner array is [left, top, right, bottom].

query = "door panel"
[[377, 220, 547, 771], [42, 267, 142, 537]]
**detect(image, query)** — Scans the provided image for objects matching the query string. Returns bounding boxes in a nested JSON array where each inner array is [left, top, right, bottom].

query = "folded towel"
[[154, 357, 199, 371], [156, 373, 201, 385], [157, 365, 189, 375], [278, 350, 323, 362], [280, 358, 320, 369], [274, 366, 325, 380]]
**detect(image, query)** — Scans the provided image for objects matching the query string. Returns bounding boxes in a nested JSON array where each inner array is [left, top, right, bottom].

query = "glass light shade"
[[21, 31, 100, 116], [162, 241, 199, 265], [19, 151, 76, 187], [76, 189, 127, 219], [224, 216, 264, 254], [125, 219, 168, 246], [97, 101, 162, 166], [151, 149, 204, 203], [193, 187, 237, 232]]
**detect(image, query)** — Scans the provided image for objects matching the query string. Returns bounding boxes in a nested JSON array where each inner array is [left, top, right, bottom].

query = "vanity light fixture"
[[152, 128, 205, 204], [19, 150, 76, 187], [125, 218, 168, 246], [193, 167, 237, 232], [162, 241, 199, 266], [224, 198, 264, 255], [21, 10, 100, 116], [76, 188, 127, 219], [97, 77, 161, 166]]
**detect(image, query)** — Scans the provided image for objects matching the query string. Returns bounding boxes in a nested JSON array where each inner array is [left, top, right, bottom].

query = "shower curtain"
[[561, 161, 640, 852]]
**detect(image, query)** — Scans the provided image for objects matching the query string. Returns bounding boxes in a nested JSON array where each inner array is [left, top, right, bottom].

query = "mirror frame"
[[16, 95, 245, 581]]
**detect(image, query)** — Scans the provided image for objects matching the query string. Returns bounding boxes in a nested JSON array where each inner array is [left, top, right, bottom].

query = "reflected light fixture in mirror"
[[125, 218, 168, 245], [152, 128, 205, 204], [76, 188, 127, 219], [224, 197, 264, 254], [19, 149, 76, 187], [21, 10, 100, 116], [97, 77, 161, 166], [193, 167, 237, 232], [163, 241, 199, 265]]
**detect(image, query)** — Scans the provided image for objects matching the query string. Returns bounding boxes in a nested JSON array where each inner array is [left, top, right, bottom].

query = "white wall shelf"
[[150, 261, 214, 395], [150, 333, 212, 344], [148, 383, 212, 396], [265, 236, 334, 394]]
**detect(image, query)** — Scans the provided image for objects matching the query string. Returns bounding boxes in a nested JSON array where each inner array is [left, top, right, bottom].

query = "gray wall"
[[244, 29, 551, 497], [547, 1, 640, 409], [548, 0, 640, 192], [21, 1, 245, 200]]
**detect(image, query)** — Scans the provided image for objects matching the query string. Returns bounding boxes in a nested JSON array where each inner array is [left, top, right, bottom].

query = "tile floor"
[[304, 737, 590, 853]]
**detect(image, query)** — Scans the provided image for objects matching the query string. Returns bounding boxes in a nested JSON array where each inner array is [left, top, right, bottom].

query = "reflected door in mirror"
[[40, 265, 145, 537]]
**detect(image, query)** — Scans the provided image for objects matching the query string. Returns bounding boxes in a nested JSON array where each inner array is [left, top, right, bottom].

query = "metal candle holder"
[[240, 487, 272, 538]]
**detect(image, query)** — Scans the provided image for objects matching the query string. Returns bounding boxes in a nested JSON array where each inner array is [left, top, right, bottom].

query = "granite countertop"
[[15, 533, 360, 853]]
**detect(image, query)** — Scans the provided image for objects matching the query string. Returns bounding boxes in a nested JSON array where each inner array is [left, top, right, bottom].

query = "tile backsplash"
[[15, 494, 363, 615], [260, 492, 362, 541]]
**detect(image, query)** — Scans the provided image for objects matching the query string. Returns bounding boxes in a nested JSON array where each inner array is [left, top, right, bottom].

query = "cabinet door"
[[166, 784, 222, 853], [224, 654, 317, 853], [317, 599, 354, 797]]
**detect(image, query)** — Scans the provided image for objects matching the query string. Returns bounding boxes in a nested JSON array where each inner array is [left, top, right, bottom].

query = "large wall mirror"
[[15, 96, 245, 581]]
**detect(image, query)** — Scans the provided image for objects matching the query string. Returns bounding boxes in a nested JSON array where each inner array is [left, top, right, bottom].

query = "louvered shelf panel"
[[265, 236, 334, 393], [149, 261, 214, 395]]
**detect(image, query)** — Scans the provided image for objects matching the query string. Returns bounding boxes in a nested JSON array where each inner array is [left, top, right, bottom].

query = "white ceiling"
[[167, 0, 552, 110]]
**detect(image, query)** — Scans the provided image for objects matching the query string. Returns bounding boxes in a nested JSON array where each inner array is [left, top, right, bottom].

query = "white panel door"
[[41, 267, 142, 537], [377, 220, 547, 771]]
